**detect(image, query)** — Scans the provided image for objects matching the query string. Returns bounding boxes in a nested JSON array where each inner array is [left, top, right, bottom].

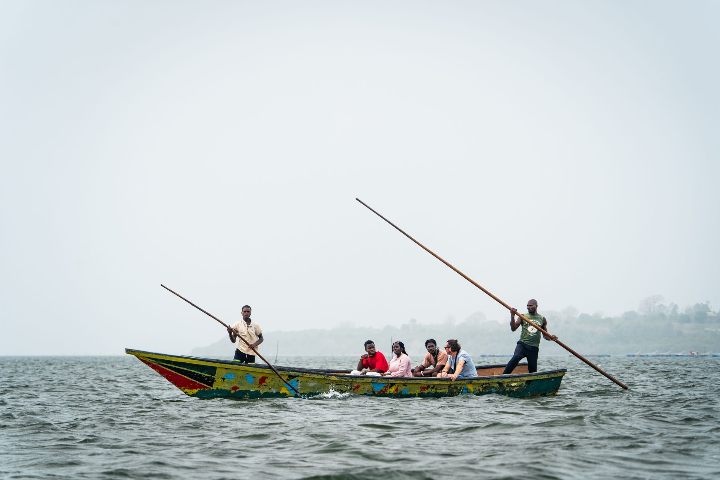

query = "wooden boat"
[[126, 348, 566, 399]]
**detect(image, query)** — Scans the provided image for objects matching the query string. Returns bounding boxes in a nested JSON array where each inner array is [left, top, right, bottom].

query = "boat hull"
[[126, 349, 565, 399]]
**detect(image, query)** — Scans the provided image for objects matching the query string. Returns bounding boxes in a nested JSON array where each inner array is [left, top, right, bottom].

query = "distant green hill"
[[193, 302, 720, 357]]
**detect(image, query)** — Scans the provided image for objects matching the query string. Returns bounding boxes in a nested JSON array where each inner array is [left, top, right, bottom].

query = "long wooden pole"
[[160, 284, 301, 396], [356, 198, 628, 390]]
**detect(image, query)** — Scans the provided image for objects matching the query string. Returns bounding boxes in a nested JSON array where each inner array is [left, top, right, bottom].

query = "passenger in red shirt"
[[353, 340, 388, 375]]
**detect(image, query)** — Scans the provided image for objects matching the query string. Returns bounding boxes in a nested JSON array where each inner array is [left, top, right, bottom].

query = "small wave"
[[300, 467, 434, 480], [455, 424, 483, 433], [357, 423, 396, 430]]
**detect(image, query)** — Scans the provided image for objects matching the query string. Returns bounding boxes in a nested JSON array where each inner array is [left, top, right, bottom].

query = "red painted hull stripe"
[[140, 358, 211, 390]]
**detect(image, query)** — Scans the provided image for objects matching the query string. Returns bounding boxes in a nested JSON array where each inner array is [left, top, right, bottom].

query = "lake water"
[[2, 355, 719, 479]]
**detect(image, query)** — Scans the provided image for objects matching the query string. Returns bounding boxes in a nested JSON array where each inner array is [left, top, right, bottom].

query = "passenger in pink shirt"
[[383, 341, 413, 377]]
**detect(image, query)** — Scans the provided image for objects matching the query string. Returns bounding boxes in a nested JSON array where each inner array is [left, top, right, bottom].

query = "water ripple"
[[1, 356, 719, 478]]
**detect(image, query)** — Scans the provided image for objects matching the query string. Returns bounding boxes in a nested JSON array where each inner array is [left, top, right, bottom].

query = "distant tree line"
[[192, 298, 720, 357]]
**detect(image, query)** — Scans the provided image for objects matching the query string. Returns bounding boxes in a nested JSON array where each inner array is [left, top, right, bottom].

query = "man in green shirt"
[[503, 299, 557, 374]]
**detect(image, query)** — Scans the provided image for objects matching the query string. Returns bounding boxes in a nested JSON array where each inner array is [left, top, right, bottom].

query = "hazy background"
[[193, 297, 720, 357], [1, 1, 718, 356]]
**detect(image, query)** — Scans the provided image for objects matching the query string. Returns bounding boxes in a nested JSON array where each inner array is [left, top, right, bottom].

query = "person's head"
[[392, 341, 407, 357], [241, 305, 252, 321], [526, 299, 538, 315], [425, 339, 438, 353], [445, 339, 461, 354], [364, 340, 376, 356]]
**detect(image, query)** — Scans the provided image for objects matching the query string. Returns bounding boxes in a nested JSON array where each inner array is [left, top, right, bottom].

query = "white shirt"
[[231, 319, 262, 355]]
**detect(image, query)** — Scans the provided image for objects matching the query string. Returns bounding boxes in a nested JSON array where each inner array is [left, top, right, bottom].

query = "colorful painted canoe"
[[126, 348, 565, 399]]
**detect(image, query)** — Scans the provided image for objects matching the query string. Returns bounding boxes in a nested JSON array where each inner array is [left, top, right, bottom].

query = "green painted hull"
[[126, 349, 565, 399]]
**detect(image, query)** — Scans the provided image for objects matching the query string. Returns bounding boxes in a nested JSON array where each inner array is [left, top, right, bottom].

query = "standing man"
[[503, 299, 556, 374], [227, 305, 263, 363]]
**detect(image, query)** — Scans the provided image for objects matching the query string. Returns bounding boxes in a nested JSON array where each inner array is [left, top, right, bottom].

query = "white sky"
[[1, 1, 718, 355]]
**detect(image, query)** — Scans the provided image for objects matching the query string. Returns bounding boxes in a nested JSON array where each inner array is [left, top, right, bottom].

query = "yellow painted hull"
[[126, 349, 565, 399]]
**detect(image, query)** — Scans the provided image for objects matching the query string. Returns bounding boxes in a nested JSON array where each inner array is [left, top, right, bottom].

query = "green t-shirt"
[[519, 313, 546, 348]]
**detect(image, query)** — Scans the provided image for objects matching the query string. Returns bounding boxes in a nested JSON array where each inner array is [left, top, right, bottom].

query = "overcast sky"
[[1, 1, 718, 355]]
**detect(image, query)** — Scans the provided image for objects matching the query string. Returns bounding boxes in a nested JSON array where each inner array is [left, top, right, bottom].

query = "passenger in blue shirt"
[[438, 339, 477, 380]]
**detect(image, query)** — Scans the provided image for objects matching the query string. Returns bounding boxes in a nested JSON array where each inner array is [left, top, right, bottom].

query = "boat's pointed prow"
[[126, 349, 217, 397]]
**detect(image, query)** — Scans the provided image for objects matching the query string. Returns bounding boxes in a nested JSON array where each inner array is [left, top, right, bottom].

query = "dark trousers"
[[234, 350, 256, 363], [503, 341, 539, 374]]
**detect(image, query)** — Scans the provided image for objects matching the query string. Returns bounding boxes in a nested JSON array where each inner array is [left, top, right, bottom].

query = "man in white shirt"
[[227, 305, 263, 363]]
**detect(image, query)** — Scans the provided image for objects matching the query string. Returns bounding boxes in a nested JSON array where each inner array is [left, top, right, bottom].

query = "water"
[[2, 355, 719, 479]]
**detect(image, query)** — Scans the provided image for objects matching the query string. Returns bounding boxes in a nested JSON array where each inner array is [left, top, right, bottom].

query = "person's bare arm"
[[510, 308, 522, 331], [450, 359, 465, 381], [542, 318, 557, 341], [227, 326, 237, 343], [357, 355, 366, 372]]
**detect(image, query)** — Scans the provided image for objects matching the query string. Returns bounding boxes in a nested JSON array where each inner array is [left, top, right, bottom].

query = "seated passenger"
[[412, 338, 448, 377], [350, 340, 388, 376], [438, 339, 478, 380], [383, 341, 413, 377]]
